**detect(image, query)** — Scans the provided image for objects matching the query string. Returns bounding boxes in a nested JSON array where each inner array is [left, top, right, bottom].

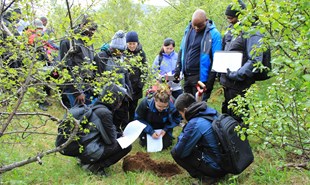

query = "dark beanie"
[[225, 0, 246, 17], [126, 31, 139, 43]]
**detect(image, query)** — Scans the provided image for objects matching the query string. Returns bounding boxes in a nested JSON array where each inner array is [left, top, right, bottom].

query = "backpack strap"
[[158, 55, 163, 70]]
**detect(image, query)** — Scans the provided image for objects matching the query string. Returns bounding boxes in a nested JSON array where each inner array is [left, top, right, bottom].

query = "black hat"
[[126, 31, 139, 43], [225, 0, 246, 17]]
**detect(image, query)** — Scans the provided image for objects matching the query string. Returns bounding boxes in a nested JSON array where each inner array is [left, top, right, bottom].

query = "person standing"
[[171, 93, 227, 183], [94, 30, 132, 132], [174, 9, 222, 100], [59, 15, 97, 108], [220, 0, 264, 122], [124, 31, 147, 122], [152, 38, 183, 100]]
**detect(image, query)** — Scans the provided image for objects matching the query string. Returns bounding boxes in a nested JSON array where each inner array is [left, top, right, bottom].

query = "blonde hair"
[[153, 82, 171, 103]]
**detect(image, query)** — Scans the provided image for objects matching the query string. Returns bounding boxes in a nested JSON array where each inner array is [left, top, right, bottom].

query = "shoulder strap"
[[158, 55, 163, 70]]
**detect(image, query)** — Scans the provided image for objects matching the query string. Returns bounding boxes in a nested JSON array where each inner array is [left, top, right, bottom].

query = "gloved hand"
[[173, 71, 180, 83], [226, 68, 243, 81]]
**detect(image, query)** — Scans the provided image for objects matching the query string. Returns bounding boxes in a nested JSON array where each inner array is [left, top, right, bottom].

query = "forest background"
[[0, 0, 309, 184]]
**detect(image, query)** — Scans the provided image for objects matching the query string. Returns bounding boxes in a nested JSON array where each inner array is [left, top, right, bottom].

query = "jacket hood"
[[94, 83, 132, 111], [185, 101, 217, 120]]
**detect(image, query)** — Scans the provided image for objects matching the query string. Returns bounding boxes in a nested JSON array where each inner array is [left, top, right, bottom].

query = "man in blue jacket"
[[171, 93, 227, 183], [174, 9, 222, 100]]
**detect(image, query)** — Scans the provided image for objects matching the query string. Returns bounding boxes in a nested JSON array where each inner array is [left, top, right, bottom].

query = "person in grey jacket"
[[221, 0, 265, 122], [78, 84, 132, 175]]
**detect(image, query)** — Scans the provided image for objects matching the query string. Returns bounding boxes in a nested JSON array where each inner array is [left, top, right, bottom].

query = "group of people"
[[1, 0, 265, 183]]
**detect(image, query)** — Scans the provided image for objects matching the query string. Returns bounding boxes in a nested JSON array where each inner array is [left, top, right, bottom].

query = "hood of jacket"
[[184, 101, 217, 121], [94, 83, 132, 111]]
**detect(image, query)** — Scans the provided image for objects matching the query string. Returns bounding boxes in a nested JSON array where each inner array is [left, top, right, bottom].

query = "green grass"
[[0, 81, 309, 185]]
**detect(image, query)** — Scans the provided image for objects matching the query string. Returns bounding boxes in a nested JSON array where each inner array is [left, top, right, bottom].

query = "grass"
[[0, 81, 309, 185]]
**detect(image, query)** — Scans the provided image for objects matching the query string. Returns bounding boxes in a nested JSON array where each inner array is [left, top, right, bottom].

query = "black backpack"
[[253, 47, 271, 81], [204, 114, 254, 174], [55, 104, 106, 156], [246, 36, 272, 81]]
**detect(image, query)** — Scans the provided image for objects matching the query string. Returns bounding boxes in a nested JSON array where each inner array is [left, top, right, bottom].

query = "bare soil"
[[122, 152, 182, 177]]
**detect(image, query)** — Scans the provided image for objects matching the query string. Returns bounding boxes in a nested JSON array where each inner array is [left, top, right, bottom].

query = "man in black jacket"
[[220, 1, 265, 122], [59, 15, 97, 108]]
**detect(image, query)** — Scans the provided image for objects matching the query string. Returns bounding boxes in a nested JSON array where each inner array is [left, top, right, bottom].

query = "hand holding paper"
[[116, 120, 146, 149]]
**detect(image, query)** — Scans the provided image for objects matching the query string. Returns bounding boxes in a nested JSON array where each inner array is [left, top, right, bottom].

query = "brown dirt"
[[122, 152, 182, 177]]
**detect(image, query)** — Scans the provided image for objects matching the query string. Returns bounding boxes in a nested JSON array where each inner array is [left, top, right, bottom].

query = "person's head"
[[225, 0, 246, 24], [191, 9, 207, 32], [110, 30, 126, 55], [126, 31, 139, 52], [174, 93, 196, 121], [153, 83, 171, 112], [97, 83, 132, 111], [80, 14, 97, 37], [33, 19, 44, 30], [40, 16, 48, 26], [160, 38, 175, 55]]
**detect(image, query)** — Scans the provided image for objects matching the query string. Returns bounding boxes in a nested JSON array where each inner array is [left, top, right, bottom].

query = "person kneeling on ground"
[[171, 93, 227, 182], [135, 83, 181, 150], [78, 84, 132, 176]]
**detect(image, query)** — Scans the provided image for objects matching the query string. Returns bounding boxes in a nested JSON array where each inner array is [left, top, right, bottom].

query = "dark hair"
[[159, 38, 175, 56], [174, 93, 196, 112]]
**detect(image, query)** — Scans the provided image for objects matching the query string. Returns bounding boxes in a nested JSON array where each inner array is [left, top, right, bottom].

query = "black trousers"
[[171, 148, 226, 178], [222, 86, 248, 123], [184, 73, 216, 102], [139, 132, 173, 150], [98, 142, 132, 168], [128, 98, 138, 122]]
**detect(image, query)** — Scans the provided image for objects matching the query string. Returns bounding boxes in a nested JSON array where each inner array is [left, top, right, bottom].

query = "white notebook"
[[212, 51, 243, 73]]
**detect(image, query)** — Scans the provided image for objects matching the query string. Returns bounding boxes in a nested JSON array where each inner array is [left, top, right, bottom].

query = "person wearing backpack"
[[59, 15, 97, 108], [152, 38, 183, 100], [94, 30, 133, 132], [135, 83, 181, 150], [220, 0, 268, 122], [171, 93, 227, 183], [73, 84, 132, 176]]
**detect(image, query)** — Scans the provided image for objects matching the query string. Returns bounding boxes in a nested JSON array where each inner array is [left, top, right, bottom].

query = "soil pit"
[[122, 152, 182, 177]]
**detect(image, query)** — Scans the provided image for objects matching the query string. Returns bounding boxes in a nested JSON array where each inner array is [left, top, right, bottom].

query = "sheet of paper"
[[117, 120, 146, 149], [147, 129, 163, 152], [212, 51, 243, 73]]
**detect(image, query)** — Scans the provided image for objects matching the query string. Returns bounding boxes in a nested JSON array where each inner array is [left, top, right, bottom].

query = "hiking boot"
[[81, 163, 108, 177]]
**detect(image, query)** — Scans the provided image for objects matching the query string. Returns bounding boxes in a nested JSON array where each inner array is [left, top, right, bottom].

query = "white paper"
[[117, 120, 146, 149], [212, 51, 243, 73], [146, 129, 163, 152]]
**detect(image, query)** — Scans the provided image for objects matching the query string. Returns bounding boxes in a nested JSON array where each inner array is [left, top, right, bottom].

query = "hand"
[[174, 71, 180, 79], [76, 93, 86, 104], [159, 130, 166, 137], [226, 68, 238, 81], [152, 132, 161, 139]]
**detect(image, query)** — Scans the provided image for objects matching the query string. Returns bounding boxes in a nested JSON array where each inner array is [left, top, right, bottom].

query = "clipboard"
[[212, 51, 243, 73]]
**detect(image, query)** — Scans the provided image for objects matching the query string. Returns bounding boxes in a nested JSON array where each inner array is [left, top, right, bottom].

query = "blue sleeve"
[[231, 33, 263, 80], [172, 119, 202, 158], [211, 29, 222, 58], [163, 102, 181, 132], [134, 98, 155, 135]]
